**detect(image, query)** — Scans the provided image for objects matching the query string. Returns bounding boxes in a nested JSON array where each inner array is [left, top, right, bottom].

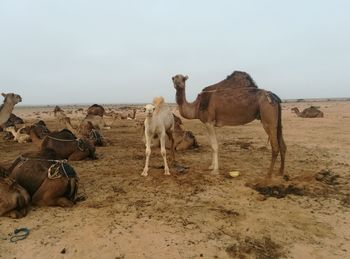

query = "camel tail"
[[68, 177, 79, 202], [277, 101, 286, 174]]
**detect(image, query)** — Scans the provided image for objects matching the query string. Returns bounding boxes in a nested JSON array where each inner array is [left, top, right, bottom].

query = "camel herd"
[[0, 71, 325, 218]]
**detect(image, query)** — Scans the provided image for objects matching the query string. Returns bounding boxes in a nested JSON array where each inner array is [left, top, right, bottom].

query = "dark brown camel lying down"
[[0, 176, 30, 218], [31, 128, 96, 160], [8, 149, 80, 208]]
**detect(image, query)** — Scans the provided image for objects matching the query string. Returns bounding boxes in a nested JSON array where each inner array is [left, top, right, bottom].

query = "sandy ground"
[[1, 101, 350, 259]]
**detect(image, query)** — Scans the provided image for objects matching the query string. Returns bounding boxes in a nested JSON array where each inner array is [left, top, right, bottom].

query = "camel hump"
[[201, 71, 258, 93], [152, 96, 165, 108], [225, 71, 258, 88], [89, 104, 105, 110]]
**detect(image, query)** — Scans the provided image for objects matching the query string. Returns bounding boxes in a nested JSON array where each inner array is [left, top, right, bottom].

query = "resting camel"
[[64, 117, 106, 146], [172, 71, 286, 177], [291, 106, 324, 118], [4, 126, 31, 143], [115, 108, 137, 120], [31, 129, 96, 160], [82, 114, 111, 130], [8, 149, 80, 207], [151, 114, 199, 150], [87, 104, 105, 117], [0, 113, 24, 131], [14, 120, 51, 145], [0, 93, 22, 126], [0, 176, 30, 218], [142, 97, 175, 176]]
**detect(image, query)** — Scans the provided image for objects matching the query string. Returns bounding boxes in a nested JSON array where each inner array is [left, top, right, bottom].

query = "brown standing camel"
[[291, 106, 324, 118], [172, 71, 286, 177], [0, 93, 22, 126]]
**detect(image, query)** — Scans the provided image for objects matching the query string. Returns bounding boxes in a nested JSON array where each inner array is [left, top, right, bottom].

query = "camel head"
[[2, 93, 22, 105], [291, 107, 300, 113], [172, 74, 188, 90], [144, 104, 155, 117]]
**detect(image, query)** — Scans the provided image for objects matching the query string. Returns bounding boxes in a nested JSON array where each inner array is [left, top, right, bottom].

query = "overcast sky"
[[1, 0, 349, 105]]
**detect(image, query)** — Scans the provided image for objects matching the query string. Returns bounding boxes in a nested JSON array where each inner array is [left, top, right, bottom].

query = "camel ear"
[[1, 93, 6, 97], [184, 75, 188, 81]]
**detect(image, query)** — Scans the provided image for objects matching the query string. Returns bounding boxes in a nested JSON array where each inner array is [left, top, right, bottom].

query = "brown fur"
[[0, 176, 30, 218], [8, 149, 79, 207], [64, 117, 106, 146], [87, 104, 105, 117], [36, 129, 96, 160], [172, 71, 286, 176]]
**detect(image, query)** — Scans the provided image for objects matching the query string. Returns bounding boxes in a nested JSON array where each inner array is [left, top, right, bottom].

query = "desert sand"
[[1, 101, 350, 259]]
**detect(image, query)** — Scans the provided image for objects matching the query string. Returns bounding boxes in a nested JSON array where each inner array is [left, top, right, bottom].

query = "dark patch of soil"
[[315, 169, 340, 185], [341, 194, 350, 207], [253, 184, 304, 198], [226, 236, 284, 259]]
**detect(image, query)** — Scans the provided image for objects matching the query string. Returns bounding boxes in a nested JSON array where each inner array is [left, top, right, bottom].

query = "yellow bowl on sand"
[[229, 171, 240, 178]]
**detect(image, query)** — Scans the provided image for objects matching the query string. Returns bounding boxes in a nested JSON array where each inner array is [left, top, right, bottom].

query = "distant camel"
[[116, 108, 137, 120], [87, 104, 105, 117], [172, 71, 286, 177], [291, 106, 324, 118], [82, 113, 113, 129], [53, 105, 66, 123], [0, 93, 22, 126], [142, 97, 175, 176]]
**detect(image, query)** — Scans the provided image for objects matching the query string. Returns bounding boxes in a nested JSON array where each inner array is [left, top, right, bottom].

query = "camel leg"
[[55, 197, 74, 207], [262, 123, 279, 178], [205, 123, 219, 174], [166, 129, 175, 162], [142, 133, 151, 176], [5, 210, 23, 219], [160, 132, 170, 175], [278, 135, 286, 175], [68, 151, 87, 161], [32, 179, 72, 207]]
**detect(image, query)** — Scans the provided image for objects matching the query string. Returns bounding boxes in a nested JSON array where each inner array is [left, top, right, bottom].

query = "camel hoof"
[[208, 165, 214, 170], [211, 169, 219, 174], [164, 169, 170, 175], [141, 170, 148, 177]]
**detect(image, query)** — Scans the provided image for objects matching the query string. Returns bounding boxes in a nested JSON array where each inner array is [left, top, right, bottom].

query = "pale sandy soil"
[[0, 101, 350, 259]]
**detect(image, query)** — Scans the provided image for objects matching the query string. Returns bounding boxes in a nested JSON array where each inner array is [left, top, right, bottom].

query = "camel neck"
[[175, 88, 198, 119], [0, 102, 15, 125]]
